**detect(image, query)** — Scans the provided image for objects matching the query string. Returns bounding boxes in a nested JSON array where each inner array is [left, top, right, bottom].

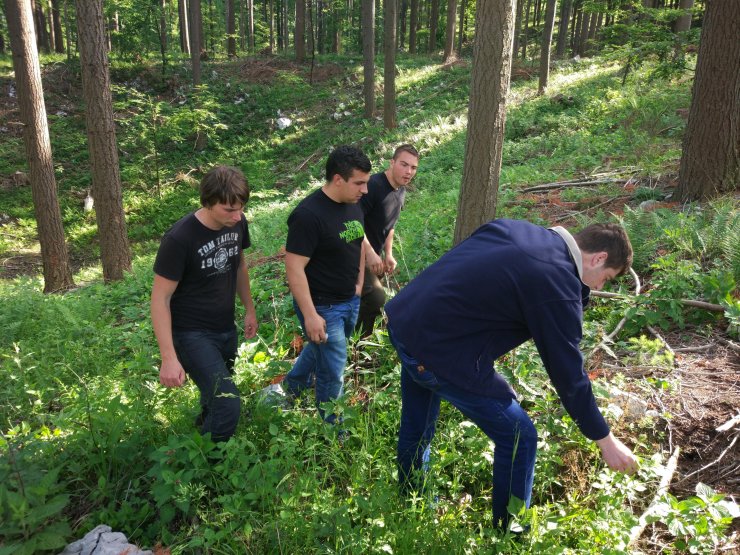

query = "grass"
[[0, 46, 738, 554]]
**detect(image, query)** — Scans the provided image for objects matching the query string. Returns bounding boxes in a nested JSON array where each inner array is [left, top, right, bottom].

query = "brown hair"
[[574, 223, 633, 275], [392, 144, 419, 160], [200, 165, 250, 208]]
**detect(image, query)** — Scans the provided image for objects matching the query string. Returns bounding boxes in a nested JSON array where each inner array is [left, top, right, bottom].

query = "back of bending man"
[[385, 219, 639, 527], [356, 144, 419, 335], [283, 146, 371, 423], [151, 166, 257, 443]]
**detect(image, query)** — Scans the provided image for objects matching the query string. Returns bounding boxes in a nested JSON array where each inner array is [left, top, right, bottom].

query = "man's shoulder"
[[368, 171, 390, 190]]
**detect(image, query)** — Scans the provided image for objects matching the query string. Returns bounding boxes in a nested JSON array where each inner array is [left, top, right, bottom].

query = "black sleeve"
[[153, 234, 186, 282], [286, 207, 321, 258]]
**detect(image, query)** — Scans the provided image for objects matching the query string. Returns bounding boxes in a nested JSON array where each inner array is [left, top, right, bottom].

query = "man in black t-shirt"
[[356, 144, 419, 335], [151, 166, 258, 443], [283, 146, 371, 423]]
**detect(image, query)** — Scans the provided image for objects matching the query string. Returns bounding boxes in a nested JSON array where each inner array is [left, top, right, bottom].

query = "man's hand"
[[366, 249, 384, 276], [304, 312, 327, 343], [159, 358, 186, 388], [244, 311, 258, 339], [384, 253, 397, 274], [596, 433, 639, 474]]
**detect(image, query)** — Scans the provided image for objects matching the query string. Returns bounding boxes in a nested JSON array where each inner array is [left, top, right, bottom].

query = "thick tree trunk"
[[227, 0, 236, 56], [538, 0, 557, 94], [676, 1, 739, 201], [428, 0, 439, 53], [362, 0, 375, 118], [296, 0, 306, 61], [454, 0, 515, 244], [409, 0, 417, 53], [442, 0, 457, 62], [75, 0, 132, 282], [555, 0, 570, 58], [384, 0, 396, 129], [674, 0, 693, 32], [4, 0, 74, 292]]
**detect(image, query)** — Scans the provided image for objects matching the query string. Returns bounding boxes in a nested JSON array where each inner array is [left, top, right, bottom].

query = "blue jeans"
[[172, 328, 240, 443], [284, 296, 360, 424], [389, 326, 537, 528]]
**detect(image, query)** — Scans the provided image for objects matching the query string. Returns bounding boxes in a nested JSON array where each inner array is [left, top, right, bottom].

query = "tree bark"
[[409, 0, 417, 53], [296, 0, 306, 60], [457, 0, 466, 53], [4, 0, 74, 292], [190, 0, 202, 85], [454, 0, 515, 244], [555, 0, 570, 58], [75, 0, 132, 282], [384, 0, 397, 129], [513, 0, 524, 58], [227, 0, 236, 56], [159, 0, 168, 71], [248, 0, 254, 51], [399, 0, 407, 49], [442, 0, 456, 62], [538, 0, 557, 94], [32, 0, 50, 52], [0, 9, 5, 53], [362, 0, 375, 118], [428, 0, 439, 53], [179, 0, 191, 54], [676, 0, 739, 201], [674, 0, 693, 32], [521, 0, 531, 59]]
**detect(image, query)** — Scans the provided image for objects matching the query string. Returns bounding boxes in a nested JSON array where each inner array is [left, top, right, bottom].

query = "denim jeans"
[[172, 327, 239, 443], [389, 326, 538, 528], [284, 296, 360, 424]]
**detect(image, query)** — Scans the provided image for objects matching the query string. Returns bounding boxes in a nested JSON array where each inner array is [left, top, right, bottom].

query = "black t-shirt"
[[154, 212, 250, 331], [286, 189, 364, 305], [360, 171, 406, 254]]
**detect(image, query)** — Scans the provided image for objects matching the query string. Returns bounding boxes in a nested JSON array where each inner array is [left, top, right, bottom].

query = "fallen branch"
[[627, 447, 680, 549], [717, 337, 740, 353], [521, 178, 628, 193], [591, 290, 726, 313], [673, 343, 715, 353], [716, 413, 740, 433], [676, 434, 738, 484]]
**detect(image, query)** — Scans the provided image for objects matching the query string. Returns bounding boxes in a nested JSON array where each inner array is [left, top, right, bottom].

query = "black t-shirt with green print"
[[286, 189, 365, 305]]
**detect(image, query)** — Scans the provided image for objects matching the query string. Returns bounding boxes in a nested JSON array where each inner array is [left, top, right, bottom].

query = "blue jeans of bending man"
[[389, 326, 538, 528], [172, 327, 240, 443], [284, 296, 360, 424]]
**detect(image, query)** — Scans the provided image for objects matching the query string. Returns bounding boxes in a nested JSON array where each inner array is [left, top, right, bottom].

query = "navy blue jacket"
[[385, 219, 609, 440]]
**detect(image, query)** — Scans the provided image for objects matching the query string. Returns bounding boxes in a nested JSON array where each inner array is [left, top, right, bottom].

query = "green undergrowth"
[[1, 50, 738, 553]]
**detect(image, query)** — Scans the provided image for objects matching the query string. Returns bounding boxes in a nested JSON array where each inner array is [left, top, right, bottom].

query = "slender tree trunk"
[[577, 6, 589, 56], [269, 0, 275, 52], [296, 0, 306, 60], [442, 0, 456, 62], [46, 0, 55, 53], [63, 0, 71, 61], [555, 0, 570, 57], [179, 0, 190, 54], [0, 10, 5, 53], [513, 0, 524, 58], [676, 0, 739, 200], [307, 0, 315, 54], [457, 0, 466, 53], [409, 0, 417, 53], [75, 0, 132, 282], [4, 0, 74, 292], [240, 0, 246, 50], [362, 0, 375, 118], [248, 0, 254, 51], [674, 0, 693, 32], [454, 0, 515, 244], [227, 0, 236, 56], [428, 0, 439, 53], [399, 0, 407, 49], [159, 0, 168, 71], [538, 0, 557, 94], [522, 0, 531, 59], [282, 0, 289, 52], [190, 0, 202, 85], [32, 0, 50, 52], [384, 0, 396, 129]]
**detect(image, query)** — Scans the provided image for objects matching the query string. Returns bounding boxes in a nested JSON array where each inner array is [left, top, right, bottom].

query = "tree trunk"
[[4, 0, 74, 292], [227, 0, 236, 56], [399, 0, 407, 49], [538, 0, 557, 94], [63, 0, 71, 61], [269, 0, 275, 53], [240, 0, 246, 50], [457, 0, 466, 53], [555, 0, 570, 58], [0, 9, 5, 53], [454, 0, 515, 244], [676, 0, 739, 201], [317, 0, 324, 53], [248, 0, 254, 51], [521, 0, 531, 59], [190, 0, 202, 85], [428, 0, 439, 53], [32, 0, 50, 52], [179, 0, 190, 54], [384, 0, 396, 129], [75, 0, 132, 282], [159, 0, 168, 71], [577, 6, 589, 56], [362, 0, 375, 118], [409, 0, 417, 53], [674, 0, 693, 32], [513, 0, 524, 58], [282, 0, 289, 52], [296, 0, 306, 60], [442, 0, 456, 62], [570, 4, 580, 56], [46, 0, 55, 53]]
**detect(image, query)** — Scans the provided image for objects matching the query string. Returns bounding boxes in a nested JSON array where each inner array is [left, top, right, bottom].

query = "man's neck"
[[194, 207, 223, 231], [321, 184, 344, 203], [384, 169, 400, 190]]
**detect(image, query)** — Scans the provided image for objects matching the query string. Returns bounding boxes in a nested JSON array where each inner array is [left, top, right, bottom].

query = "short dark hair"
[[392, 144, 419, 160], [574, 223, 633, 275], [326, 145, 372, 182], [200, 165, 250, 208]]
